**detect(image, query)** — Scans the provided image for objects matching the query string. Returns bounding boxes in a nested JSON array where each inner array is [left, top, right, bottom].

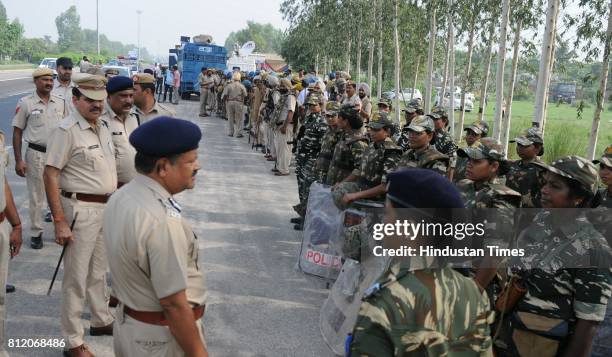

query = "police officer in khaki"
[[222, 71, 247, 137], [0, 130, 24, 357], [43, 74, 116, 357], [12, 68, 68, 249], [198, 68, 214, 117], [132, 73, 175, 123], [101, 76, 140, 187], [52, 57, 75, 104], [104, 116, 208, 357]]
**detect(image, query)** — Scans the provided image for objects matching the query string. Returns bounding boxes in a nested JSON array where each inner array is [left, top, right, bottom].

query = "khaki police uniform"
[[46, 108, 117, 349], [101, 103, 140, 185], [222, 80, 247, 137], [0, 132, 11, 357], [134, 101, 175, 124], [51, 79, 75, 113], [275, 93, 297, 174], [104, 174, 206, 357], [198, 72, 214, 116], [12, 92, 68, 238]]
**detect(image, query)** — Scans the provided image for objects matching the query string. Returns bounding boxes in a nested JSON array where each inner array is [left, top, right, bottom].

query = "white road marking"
[[0, 77, 29, 82]]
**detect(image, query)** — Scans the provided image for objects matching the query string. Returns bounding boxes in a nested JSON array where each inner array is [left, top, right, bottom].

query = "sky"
[[4, 0, 288, 58]]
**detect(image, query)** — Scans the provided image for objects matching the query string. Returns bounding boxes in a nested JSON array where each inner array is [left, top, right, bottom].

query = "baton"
[[47, 212, 79, 296]]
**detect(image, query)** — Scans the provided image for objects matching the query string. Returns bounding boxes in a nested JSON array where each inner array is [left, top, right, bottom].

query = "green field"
[[389, 98, 611, 162], [0, 63, 36, 70]]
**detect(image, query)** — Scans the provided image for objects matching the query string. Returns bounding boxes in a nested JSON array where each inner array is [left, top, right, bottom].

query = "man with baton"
[[44, 73, 116, 357], [104, 116, 208, 357]]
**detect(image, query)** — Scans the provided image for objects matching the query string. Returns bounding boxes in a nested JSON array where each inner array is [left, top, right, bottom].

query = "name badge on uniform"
[[31, 109, 43, 115], [87, 144, 100, 150]]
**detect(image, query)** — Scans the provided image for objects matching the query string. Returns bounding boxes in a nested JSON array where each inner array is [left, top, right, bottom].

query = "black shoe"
[[31, 235, 43, 249], [293, 224, 304, 231], [6, 284, 15, 293], [44, 212, 52, 222], [290, 217, 303, 224], [271, 168, 279, 172]]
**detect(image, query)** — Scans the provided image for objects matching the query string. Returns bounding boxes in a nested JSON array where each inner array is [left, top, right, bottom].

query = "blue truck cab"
[[170, 36, 227, 99]]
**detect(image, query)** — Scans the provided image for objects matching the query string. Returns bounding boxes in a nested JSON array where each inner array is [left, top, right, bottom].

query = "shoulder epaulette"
[[59, 116, 78, 130], [489, 183, 521, 197]]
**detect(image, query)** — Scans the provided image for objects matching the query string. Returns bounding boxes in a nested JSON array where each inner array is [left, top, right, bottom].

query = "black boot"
[[30, 234, 43, 249]]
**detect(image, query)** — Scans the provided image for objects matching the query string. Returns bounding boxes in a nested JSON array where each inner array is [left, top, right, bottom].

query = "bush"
[[542, 127, 585, 163]]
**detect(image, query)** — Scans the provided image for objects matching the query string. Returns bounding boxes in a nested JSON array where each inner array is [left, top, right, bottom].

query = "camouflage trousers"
[[296, 158, 317, 214]]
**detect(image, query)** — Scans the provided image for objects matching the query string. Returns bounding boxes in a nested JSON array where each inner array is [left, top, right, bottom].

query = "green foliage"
[[55, 5, 82, 52], [224, 21, 284, 55]]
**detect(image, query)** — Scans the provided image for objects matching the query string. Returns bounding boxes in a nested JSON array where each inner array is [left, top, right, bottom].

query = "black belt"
[[28, 143, 46, 153]]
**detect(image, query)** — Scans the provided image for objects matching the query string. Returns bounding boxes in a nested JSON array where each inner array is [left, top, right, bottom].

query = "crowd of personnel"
[[0, 53, 610, 357], [222, 67, 611, 356]]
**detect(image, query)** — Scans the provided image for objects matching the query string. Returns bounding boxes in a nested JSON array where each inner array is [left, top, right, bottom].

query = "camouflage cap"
[[336, 71, 351, 80], [592, 144, 612, 167], [402, 98, 423, 114], [367, 111, 394, 129], [428, 106, 448, 119], [377, 97, 392, 107], [32, 67, 53, 79], [73, 73, 108, 101], [305, 94, 322, 105], [104, 68, 120, 76], [325, 101, 341, 115], [464, 120, 489, 136], [335, 78, 347, 87], [510, 127, 544, 146], [457, 137, 505, 161], [407, 115, 435, 133], [534, 156, 599, 193]]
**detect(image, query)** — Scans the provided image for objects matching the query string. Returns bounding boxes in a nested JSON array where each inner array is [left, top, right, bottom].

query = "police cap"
[[106, 76, 134, 94], [129, 116, 202, 157]]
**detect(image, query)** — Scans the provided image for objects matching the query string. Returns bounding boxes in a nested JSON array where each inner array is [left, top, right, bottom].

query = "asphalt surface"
[[0, 79, 333, 357]]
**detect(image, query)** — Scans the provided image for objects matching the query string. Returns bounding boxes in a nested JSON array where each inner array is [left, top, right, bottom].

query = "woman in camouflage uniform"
[[333, 112, 402, 209], [496, 156, 611, 357], [456, 138, 521, 302], [394, 115, 449, 176], [453, 120, 489, 182], [324, 107, 368, 186], [313, 102, 342, 183]]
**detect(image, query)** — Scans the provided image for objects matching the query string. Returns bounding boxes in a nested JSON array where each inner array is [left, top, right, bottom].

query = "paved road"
[[0, 84, 333, 356]]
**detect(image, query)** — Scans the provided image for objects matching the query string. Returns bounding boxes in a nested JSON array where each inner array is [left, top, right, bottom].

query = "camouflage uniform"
[[314, 128, 342, 183], [396, 99, 423, 151], [506, 128, 546, 208], [325, 129, 368, 186], [295, 104, 328, 210], [350, 262, 494, 356], [454, 121, 489, 183]]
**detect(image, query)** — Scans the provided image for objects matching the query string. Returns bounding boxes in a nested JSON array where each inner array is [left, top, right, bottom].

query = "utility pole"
[[96, 0, 100, 55], [137, 10, 142, 71]]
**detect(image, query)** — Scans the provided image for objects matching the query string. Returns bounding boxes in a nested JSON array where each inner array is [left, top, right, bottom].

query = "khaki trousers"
[[0, 221, 10, 356], [268, 124, 277, 157], [60, 196, 114, 348], [25, 147, 46, 237], [114, 304, 206, 357], [275, 124, 294, 174], [226, 101, 244, 137], [199, 88, 209, 115]]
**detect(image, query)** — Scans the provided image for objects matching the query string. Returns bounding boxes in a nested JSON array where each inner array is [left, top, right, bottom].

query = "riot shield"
[[319, 200, 389, 355], [297, 182, 344, 280]]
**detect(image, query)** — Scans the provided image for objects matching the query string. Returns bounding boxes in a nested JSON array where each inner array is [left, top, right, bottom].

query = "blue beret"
[[106, 76, 134, 94], [129, 116, 201, 157], [386, 169, 464, 208]]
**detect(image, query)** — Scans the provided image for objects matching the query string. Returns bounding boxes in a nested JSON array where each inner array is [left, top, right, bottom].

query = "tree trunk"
[[346, 37, 352, 74], [315, 52, 320, 76], [448, 2, 456, 138], [501, 19, 523, 157], [424, 6, 436, 112], [356, 19, 362, 83], [493, 0, 510, 141], [541, 27, 557, 134], [441, 18, 452, 105], [587, 0, 612, 159], [368, 39, 374, 92], [533, 0, 560, 131], [478, 20, 495, 121], [457, 13, 476, 142], [393, 0, 401, 125], [377, 0, 384, 99], [412, 55, 421, 100]]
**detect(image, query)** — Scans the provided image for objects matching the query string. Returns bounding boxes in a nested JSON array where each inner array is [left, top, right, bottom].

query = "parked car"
[[441, 92, 474, 112], [39, 57, 58, 78], [381, 88, 422, 102], [102, 65, 132, 77]]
